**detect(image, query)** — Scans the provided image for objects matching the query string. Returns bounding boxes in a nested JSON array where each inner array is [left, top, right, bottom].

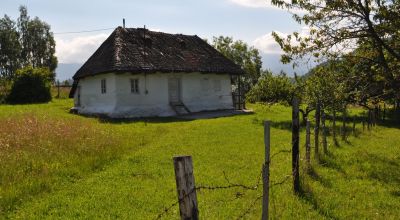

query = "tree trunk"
[[332, 110, 336, 142], [292, 97, 300, 193], [315, 102, 321, 160], [322, 110, 327, 154]]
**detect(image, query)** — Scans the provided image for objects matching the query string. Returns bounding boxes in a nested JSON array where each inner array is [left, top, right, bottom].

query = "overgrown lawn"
[[0, 99, 399, 219]]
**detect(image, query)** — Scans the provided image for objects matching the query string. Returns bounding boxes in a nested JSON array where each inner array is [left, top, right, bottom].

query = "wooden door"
[[168, 78, 181, 104]]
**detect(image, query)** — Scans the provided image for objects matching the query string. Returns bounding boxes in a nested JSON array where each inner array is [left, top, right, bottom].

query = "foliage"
[[0, 15, 20, 79], [302, 64, 347, 110], [0, 78, 12, 103], [0, 100, 399, 219], [247, 70, 294, 105], [271, 0, 400, 102], [212, 36, 262, 93], [6, 66, 52, 104], [0, 6, 57, 79]]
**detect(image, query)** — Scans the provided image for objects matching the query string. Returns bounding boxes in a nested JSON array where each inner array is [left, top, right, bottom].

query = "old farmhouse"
[[69, 27, 245, 118]]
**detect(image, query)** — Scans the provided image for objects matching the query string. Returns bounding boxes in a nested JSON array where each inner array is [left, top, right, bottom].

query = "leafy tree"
[[6, 66, 52, 104], [0, 15, 20, 78], [0, 6, 57, 79], [271, 0, 400, 99], [212, 36, 262, 93], [247, 70, 294, 105], [17, 6, 57, 76]]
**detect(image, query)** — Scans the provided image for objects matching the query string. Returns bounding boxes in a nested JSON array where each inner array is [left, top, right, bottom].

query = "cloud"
[[253, 31, 286, 54], [229, 0, 271, 8], [253, 27, 310, 54], [55, 34, 109, 63], [228, 0, 306, 13]]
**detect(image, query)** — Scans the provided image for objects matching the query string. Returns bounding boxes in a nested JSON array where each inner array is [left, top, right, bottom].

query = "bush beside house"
[[6, 66, 52, 104]]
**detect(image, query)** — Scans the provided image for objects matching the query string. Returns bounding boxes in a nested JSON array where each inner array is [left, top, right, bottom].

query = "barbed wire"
[[155, 166, 293, 220], [155, 145, 295, 219]]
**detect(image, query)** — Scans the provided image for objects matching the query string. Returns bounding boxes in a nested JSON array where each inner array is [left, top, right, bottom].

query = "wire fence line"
[[155, 148, 293, 220], [154, 104, 377, 219]]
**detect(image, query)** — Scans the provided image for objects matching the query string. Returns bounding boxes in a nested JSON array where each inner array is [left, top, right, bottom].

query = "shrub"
[[0, 79, 12, 104], [246, 71, 294, 105], [6, 66, 52, 104]]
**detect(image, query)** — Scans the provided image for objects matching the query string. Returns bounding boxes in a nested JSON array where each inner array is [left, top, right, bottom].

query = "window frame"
[[130, 78, 140, 94], [101, 79, 106, 94]]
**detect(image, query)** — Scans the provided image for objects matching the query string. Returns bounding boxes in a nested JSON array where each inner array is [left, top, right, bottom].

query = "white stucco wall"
[[74, 72, 234, 118], [74, 73, 117, 115]]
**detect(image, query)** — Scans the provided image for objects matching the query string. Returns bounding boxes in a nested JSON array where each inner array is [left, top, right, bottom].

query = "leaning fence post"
[[305, 120, 311, 168], [173, 156, 199, 220], [292, 97, 300, 193], [262, 121, 271, 220]]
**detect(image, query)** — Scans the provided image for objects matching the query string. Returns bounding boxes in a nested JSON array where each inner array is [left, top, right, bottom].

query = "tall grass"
[[0, 113, 121, 214]]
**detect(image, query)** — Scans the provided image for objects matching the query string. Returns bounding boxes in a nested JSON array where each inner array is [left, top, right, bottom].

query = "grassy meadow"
[[0, 99, 399, 219]]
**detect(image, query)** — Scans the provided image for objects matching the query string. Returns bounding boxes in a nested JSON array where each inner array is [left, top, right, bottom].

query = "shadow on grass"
[[252, 117, 293, 131], [97, 116, 194, 124], [73, 110, 254, 124], [306, 166, 333, 188], [318, 156, 347, 176], [297, 182, 339, 220], [362, 153, 400, 186]]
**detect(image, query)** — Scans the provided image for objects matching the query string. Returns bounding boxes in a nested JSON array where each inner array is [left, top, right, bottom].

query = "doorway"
[[168, 78, 181, 104]]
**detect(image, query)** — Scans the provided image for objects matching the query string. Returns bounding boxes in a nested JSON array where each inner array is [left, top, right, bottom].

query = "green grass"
[[0, 100, 399, 219]]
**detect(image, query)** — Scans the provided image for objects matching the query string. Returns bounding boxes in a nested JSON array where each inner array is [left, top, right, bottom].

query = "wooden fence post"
[[262, 121, 271, 220], [173, 156, 199, 220], [315, 102, 321, 159], [292, 97, 300, 193], [322, 110, 327, 154], [352, 116, 356, 136], [306, 120, 311, 168]]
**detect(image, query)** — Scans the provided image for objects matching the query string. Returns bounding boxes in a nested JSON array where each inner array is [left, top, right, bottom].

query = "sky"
[[1, 0, 314, 80]]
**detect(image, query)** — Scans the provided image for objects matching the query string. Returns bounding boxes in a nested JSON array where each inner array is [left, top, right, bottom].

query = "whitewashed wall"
[[74, 72, 234, 118], [113, 73, 175, 117], [74, 73, 117, 115], [181, 73, 233, 112]]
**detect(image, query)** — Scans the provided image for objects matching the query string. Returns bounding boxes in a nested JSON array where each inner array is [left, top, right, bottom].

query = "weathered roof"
[[72, 27, 244, 80]]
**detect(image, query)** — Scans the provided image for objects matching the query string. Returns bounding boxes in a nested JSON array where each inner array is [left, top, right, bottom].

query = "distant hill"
[[55, 63, 81, 81]]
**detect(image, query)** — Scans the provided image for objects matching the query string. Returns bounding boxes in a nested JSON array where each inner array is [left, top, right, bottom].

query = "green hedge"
[[6, 66, 52, 104]]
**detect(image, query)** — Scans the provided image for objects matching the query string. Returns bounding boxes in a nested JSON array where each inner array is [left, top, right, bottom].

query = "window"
[[130, 79, 139, 94], [101, 79, 106, 94], [213, 79, 221, 92]]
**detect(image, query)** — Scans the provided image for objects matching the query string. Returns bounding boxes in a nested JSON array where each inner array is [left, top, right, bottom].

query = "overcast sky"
[[1, 0, 314, 77]]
